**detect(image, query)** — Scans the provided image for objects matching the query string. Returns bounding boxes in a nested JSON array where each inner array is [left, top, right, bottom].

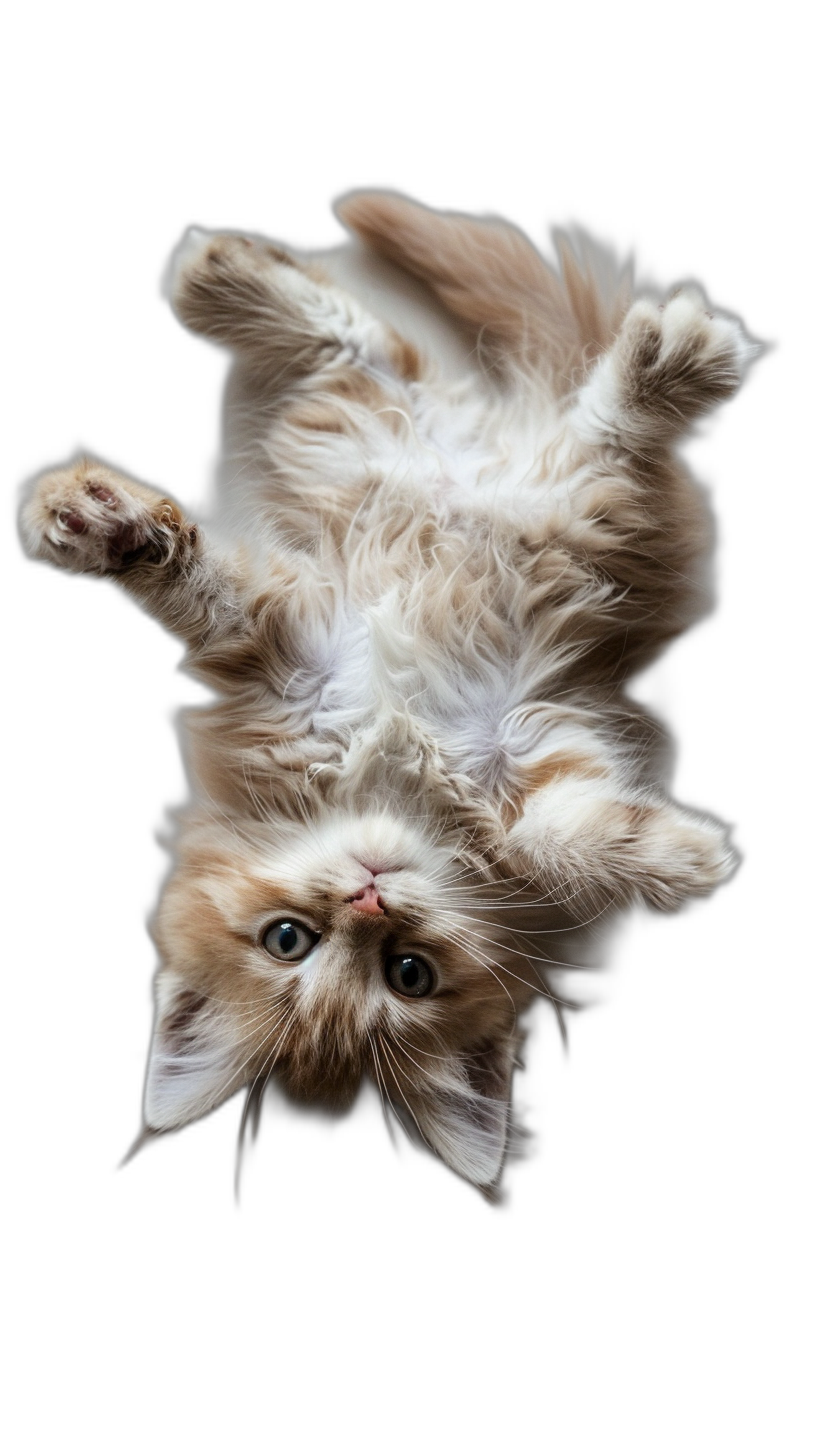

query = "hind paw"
[[574, 287, 755, 450], [623, 289, 753, 408], [169, 228, 300, 335]]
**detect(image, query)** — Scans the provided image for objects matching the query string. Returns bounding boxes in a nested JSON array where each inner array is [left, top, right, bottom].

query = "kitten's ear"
[[144, 971, 246, 1131], [408, 1036, 516, 1190], [508, 776, 735, 913]]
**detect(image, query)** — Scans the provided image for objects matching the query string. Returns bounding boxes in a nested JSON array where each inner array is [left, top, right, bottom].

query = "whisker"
[[367, 1032, 400, 1146]]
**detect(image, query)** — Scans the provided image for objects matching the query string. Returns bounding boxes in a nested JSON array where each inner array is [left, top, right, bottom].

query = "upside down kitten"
[[23, 194, 752, 1190]]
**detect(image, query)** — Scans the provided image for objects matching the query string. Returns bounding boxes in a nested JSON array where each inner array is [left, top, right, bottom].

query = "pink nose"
[[348, 884, 385, 916]]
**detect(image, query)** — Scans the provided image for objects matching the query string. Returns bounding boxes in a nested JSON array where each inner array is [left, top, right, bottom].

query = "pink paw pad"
[[59, 510, 87, 534], [88, 483, 118, 506]]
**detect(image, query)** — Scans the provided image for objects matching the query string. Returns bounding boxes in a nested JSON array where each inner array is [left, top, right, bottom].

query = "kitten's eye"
[[262, 919, 319, 962], [384, 954, 434, 998]]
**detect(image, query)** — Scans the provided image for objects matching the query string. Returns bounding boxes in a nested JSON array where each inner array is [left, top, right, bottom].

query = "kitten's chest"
[[305, 590, 538, 791]]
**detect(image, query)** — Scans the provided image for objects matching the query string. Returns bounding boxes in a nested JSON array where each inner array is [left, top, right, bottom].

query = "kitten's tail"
[[335, 190, 631, 392]]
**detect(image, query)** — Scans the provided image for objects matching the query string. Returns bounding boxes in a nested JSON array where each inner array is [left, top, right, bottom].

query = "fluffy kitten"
[[23, 194, 752, 1190]]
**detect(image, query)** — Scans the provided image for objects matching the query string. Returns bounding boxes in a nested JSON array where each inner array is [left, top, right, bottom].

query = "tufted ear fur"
[[404, 1035, 517, 1190], [144, 972, 247, 1131], [504, 774, 740, 908]]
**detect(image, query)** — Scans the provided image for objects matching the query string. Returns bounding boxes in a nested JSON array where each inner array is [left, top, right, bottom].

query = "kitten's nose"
[[348, 884, 385, 916]]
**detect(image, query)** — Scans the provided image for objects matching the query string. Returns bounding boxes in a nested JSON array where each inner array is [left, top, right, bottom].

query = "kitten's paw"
[[169, 228, 299, 335], [632, 797, 746, 908], [505, 773, 736, 914], [631, 288, 751, 382], [575, 288, 755, 449], [23, 462, 189, 573]]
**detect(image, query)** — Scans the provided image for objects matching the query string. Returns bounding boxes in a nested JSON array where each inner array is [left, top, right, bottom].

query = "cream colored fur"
[[22, 193, 753, 1190]]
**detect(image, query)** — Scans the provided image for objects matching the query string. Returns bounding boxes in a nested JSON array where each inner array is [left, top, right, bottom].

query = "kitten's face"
[[146, 811, 523, 1187]]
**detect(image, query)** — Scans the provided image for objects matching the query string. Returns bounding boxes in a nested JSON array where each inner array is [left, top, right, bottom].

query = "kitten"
[[23, 194, 752, 1190]]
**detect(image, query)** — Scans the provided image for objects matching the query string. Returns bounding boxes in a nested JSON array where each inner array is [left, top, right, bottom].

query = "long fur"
[[22, 194, 753, 1190]]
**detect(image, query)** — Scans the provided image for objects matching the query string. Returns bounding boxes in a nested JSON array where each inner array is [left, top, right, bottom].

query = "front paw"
[[23, 461, 188, 573]]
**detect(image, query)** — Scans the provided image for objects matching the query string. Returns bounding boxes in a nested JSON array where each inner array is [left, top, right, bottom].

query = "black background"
[[7, 68, 786, 1333]]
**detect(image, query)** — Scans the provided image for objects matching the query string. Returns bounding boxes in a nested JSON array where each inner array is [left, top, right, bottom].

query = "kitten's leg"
[[507, 768, 737, 914], [529, 292, 753, 671], [170, 230, 416, 388], [172, 232, 426, 536], [570, 289, 754, 454], [23, 460, 251, 663]]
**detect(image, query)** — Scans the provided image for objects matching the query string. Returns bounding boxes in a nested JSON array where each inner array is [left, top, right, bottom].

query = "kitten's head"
[[135, 733, 740, 1188], [146, 809, 529, 1189]]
